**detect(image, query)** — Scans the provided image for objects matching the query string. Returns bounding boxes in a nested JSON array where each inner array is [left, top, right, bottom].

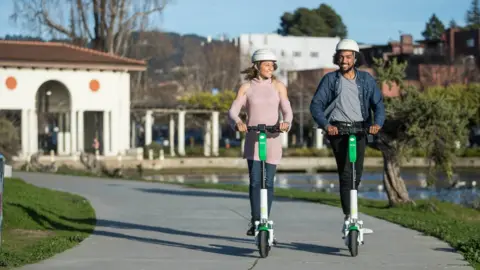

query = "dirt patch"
[[11, 229, 55, 238]]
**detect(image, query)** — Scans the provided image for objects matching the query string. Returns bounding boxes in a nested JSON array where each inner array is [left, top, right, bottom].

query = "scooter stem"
[[349, 135, 358, 220]]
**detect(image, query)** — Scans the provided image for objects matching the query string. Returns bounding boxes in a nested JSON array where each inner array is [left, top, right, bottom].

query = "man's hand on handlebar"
[[369, 124, 381, 135], [327, 125, 338, 136], [236, 121, 247, 132], [325, 124, 381, 136]]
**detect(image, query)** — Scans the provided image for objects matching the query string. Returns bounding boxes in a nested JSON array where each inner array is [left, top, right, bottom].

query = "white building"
[[0, 40, 146, 159], [237, 33, 341, 85]]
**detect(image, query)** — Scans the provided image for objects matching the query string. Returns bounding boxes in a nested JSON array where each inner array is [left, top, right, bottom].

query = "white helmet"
[[251, 49, 277, 63], [336, 39, 359, 53]]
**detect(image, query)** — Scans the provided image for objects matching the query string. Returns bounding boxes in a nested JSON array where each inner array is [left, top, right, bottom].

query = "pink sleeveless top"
[[228, 78, 293, 165]]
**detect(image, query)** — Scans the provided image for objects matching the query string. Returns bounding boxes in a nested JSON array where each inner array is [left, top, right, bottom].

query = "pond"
[[143, 168, 479, 207]]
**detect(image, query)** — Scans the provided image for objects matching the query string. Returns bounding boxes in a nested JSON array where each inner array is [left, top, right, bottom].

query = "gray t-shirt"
[[329, 75, 364, 122]]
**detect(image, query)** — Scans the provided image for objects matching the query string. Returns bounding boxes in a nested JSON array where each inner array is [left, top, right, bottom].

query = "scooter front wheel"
[[258, 230, 270, 258], [348, 230, 359, 257]]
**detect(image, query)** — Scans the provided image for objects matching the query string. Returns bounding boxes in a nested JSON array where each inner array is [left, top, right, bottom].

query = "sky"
[[0, 0, 473, 45]]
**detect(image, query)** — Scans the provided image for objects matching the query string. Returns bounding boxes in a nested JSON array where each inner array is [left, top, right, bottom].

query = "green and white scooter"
[[338, 126, 374, 257], [246, 123, 281, 258]]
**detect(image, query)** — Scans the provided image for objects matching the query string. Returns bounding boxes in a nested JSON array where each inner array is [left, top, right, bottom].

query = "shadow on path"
[[132, 187, 342, 207], [36, 207, 348, 258], [277, 242, 350, 257], [92, 229, 259, 258]]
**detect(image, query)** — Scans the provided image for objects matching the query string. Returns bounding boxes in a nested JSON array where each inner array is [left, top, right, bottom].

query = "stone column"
[[57, 113, 64, 155], [315, 128, 324, 149], [29, 109, 38, 155], [131, 119, 136, 148], [145, 110, 153, 146], [64, 112, 71, 154], [77, 111, 84, 152], [70, 110, 77, 154], [21, 109, 29, 157], [211, 111, 219, 156], [177, 110, 186, 156], [169, 114, 175, 157], [110, 109, 118, 155], [204, 119, 211, 156], [103, 110, 111, 155], [279, 111, 288, 148]]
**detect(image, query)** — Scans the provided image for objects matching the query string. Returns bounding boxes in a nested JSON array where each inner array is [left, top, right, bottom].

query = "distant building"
[[442, 27, 480, 64], [360, 34, 425, 66], [236, 33, 341, 85]]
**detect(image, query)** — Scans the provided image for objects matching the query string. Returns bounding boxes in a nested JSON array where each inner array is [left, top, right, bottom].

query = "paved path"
[[14, 172, 472, 270]]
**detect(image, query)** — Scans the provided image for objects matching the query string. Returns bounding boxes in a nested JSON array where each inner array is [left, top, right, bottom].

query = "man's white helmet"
[[336, 39, 359, 53], [251, 49, 277, 63]]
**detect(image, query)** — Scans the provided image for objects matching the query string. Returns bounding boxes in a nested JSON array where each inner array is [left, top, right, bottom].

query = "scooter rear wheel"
[[348, 230, 359, 257], [258, 230, 270, 258]]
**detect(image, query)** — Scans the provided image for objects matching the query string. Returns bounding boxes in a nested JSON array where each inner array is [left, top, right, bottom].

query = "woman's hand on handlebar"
[[236, 121, 247, 132], [279, 122, 289, 132]]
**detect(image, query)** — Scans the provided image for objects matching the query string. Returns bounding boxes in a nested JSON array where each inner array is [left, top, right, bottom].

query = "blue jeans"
[[247, 159, 277, 223]]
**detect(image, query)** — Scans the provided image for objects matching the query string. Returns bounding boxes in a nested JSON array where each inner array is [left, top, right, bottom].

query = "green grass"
[[186, 183, 480, 269], [0, 178, 96, 269]]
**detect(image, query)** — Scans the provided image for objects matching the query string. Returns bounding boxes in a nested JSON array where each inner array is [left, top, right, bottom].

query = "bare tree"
[[173, 38, 240, 93], [203, 38, 241, 91], [288, 69, 324, 146], [0, 113, 21, 162], [126, 30, 176, 104], [10, 0, 169, 55]]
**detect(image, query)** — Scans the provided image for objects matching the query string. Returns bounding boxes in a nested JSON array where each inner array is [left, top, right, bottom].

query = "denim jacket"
[[309, 68, 385, 130]]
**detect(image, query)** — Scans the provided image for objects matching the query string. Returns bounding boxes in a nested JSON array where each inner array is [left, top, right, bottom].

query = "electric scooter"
[[337, 125, 374, 257], [246, 123, 282, 258]]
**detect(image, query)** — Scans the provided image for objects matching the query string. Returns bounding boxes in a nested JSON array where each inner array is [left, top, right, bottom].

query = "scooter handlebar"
[[335, 126, 376, 144], [247, 124, 281, 133], [336, 126, 370, 136]]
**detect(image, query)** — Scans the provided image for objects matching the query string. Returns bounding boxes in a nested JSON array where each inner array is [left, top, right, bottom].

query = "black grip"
[[247, 124, 281, 132]]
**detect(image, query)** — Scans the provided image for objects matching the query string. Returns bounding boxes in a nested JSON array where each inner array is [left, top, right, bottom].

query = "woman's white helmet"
[[336, 39, 359, 52], [251, 48, 277, 63]]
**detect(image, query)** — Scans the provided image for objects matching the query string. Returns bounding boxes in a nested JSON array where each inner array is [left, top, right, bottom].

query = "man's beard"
[[340, 64, 354, 73]]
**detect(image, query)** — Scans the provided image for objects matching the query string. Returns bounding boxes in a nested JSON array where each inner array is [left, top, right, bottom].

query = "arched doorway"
[[35, 80, 71, 155]]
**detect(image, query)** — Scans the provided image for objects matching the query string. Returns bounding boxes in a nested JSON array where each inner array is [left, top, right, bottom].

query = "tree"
[[10, 0, 169, 55], [172, 38, 240, 93], [372, 57, 480, 206], [277, 4, 347, 38], [422, 13, 445, 40], [466, 0, 480, 28], [126, 30, 176, 105], [2, 34, 43, 41], [449, 19, 459, 28], [316, 4, 347, 39], [288, 69, 325, 146], [177, 90, 237, 153], [177, 90, 236, 113], [0, 117, 20, 162]]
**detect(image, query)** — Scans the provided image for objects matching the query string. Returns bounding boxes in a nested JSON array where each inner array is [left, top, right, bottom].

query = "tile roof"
[[0, 40, 146, 71]]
